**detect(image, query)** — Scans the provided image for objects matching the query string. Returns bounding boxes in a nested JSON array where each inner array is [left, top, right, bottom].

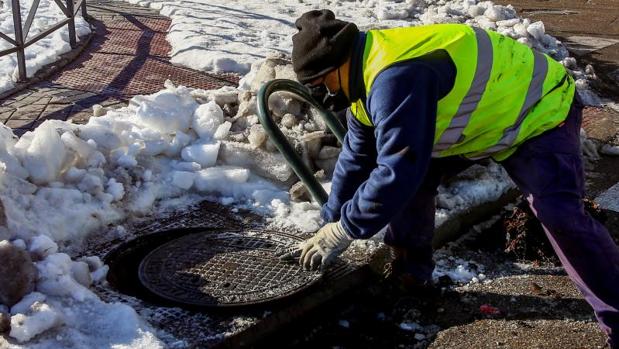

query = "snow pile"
[[123, 0, 603, 106], [0, 0, 91, 95], [0, 80, 328, 246], [435, 162, 514, 226], [0, 239, 163, 347]]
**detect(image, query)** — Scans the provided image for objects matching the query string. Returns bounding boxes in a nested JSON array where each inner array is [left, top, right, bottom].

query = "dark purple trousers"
[[383, 97, 619, 345]]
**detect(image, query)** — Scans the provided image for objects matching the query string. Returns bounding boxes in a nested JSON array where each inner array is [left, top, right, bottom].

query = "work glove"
[[277, 221, 353, 271]]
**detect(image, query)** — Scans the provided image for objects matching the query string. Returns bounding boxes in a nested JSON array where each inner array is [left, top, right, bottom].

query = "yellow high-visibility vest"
[[350, 24, 575, 160]]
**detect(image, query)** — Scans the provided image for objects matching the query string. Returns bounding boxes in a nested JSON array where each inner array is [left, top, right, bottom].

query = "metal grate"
[[131, 200, 248, 234], [79, 200, 250, 259], [50, 15, 239, 99], [139, 230, 322, 307]]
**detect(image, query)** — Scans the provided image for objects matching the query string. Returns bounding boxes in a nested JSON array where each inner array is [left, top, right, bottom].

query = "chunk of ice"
[[527, 21, 545, 41], [9, 302, 63, 342], [10, 292, 46, 315], [400, 322, 422, 331], [214, 121, 232, 140], [106, 178, 125, 201], [133, 89, 197, 133], [29, 235, 58, 259], [193, 101, 224, 139], [194, 166, 250, 193], [181, 142, 220, 167], [16, 123, 68, 185], [171, 171, 196, 190]]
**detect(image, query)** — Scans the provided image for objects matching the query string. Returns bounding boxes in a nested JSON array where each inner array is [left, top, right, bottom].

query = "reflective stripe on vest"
[[351, 24, 575, 160], [433, 27, 493, 152], [472, 51, 550, 158]]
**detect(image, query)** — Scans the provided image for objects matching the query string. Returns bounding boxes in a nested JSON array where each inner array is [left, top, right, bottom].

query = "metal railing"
[[0, 0, 88, 82]]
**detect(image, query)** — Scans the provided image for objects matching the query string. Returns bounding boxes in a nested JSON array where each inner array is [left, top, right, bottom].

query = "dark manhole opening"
[[105, 228, 323, 310]]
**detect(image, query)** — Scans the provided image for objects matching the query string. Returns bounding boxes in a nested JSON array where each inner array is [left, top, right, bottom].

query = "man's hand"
[[277, 222, 353, 270]]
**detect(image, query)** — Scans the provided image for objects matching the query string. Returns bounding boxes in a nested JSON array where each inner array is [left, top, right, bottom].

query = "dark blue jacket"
[[321, 33, 457, 239]]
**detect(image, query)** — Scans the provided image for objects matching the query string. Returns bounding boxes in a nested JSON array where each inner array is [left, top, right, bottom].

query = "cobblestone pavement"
[[0, 0, 238, 136]]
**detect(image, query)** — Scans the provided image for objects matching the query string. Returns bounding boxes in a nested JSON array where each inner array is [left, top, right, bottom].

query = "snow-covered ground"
[[0, 0, 604, 347], [124, 0, 602, 106], [124, 0, 564, 74], [0, 0, 91, 95]]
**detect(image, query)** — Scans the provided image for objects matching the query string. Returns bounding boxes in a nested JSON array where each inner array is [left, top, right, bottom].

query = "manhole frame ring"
[[137, 229, 323, 308]]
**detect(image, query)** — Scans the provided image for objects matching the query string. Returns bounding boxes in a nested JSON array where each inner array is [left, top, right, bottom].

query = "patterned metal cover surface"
[[138, 230, 322, 307]]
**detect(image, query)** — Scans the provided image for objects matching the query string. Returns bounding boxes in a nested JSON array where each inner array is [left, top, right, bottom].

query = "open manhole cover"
[[138, 230, 322, 307]]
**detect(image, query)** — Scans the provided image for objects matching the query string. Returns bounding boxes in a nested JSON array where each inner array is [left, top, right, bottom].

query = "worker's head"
[[292, 10, 358, 111]]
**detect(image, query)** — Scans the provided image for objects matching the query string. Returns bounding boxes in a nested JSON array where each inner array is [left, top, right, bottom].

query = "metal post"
[[81, 0, 87, 19], [11, 0, 27, 82], [65, 0, 76, 48]]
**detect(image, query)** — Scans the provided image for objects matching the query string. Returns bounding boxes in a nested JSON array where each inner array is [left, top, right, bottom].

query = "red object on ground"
[[479, 304, 501, 315]]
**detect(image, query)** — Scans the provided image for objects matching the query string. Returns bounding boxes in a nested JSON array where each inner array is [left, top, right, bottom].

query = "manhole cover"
[[138, 230, 322, 307]]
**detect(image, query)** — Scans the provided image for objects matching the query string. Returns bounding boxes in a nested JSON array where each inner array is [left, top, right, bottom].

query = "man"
[[280, 9, 619, 346]]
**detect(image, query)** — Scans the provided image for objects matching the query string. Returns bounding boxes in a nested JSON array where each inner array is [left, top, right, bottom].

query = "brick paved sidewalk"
[[0, 0, 238, 136]]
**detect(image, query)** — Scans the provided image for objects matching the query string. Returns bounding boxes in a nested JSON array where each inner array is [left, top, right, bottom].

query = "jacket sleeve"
[[321, 110, 377, 222], [339, 63, 439, 239]]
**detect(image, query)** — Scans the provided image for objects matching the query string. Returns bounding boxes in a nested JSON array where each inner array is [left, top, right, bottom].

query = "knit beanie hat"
[[292, 10, 359, 84]]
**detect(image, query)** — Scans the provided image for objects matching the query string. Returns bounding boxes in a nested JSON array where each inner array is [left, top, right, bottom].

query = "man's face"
[[305, 68, 350, 113], [305, 71, 332, 106], [307, 69, 339, 95]]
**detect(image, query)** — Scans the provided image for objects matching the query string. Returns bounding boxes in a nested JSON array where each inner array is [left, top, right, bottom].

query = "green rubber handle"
[[257, 79, 347, 206]]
